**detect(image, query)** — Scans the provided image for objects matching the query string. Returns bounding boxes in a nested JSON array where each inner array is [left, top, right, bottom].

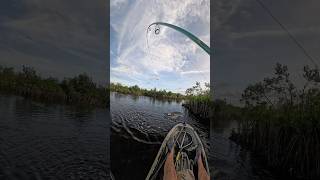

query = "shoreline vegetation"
[[0, 65, 108, 108], [110, 82, 185, 100], [182, 82, 210, 125], [217, 63, 320, 179], [110, 82, 211, 124]]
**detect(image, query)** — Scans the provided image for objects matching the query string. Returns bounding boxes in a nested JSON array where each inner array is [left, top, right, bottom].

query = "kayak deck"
[[146, 123, 209, 180]]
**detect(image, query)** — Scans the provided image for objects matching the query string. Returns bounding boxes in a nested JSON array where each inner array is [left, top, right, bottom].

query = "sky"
[[0, 0, 108, 84], [1, 0, 318, 102], [110, 0, 210, 94], [213, 0, 320, 105]]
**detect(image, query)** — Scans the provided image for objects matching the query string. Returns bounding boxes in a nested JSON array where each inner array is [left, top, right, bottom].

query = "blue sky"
[[110, 0, 210, 94]]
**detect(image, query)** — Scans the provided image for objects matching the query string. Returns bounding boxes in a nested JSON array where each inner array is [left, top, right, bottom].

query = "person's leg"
[[164, 149, 178, 180], [197, 153, 210, 180]]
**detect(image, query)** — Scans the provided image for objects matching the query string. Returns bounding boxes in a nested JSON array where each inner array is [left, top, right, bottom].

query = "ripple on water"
[[110, 92, 209, 179], [0, 95, 109, 179]]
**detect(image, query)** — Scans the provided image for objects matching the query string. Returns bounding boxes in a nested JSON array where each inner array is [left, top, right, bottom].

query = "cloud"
[[110, 0, 210, 92], [229, 27, 320, 40], [111, 0, 127, 8], [213, 0, 320, 105], [181, 70, 210, 75], [212, 0, 243, 30], [0, 0, 107, 84]]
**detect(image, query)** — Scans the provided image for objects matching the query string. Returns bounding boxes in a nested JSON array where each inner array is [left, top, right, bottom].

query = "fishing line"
[[255, 0, 319, 69], [146, 25, 162, 88], [143, 0, 162, 88], [253, 0, 319, 107]]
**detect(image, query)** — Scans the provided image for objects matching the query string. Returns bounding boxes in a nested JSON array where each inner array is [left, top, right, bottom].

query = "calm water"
[[0, 95, 109, 179], [110, 92, 209, 180], [210, 118, 276, 180]]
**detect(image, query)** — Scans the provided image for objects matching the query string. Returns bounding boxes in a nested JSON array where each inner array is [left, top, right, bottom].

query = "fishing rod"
[[145, 22, 211, 93], [147, 22, 211, 55], [146, 22, 211, 125]]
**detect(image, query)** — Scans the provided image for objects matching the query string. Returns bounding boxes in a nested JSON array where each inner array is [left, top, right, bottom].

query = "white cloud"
[[213, 0, 243, 30], [229, 27, 320, 40], [110, 0, 127, 8], [111, 0, 210, 91], [181, 70, 210, 75]]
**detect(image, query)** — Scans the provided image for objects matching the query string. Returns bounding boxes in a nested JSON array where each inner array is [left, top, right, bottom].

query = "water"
[[210, 118, 276, 180], [0, 93, 279, 180], [0, 95, 109, 179], [110, 92, 209, 180]]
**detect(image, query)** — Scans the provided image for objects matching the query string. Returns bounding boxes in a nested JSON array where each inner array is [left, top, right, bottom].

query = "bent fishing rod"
[[147, 22, 211, 55]]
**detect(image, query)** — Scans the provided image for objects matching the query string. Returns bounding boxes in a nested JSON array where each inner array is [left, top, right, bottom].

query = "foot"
[[196, 147, 210, 180], [194, 146, 202, 164], [167, 137, 175, 153]]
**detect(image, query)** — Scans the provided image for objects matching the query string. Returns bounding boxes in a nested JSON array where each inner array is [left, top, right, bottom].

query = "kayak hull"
[[146, 123, 209, 180]]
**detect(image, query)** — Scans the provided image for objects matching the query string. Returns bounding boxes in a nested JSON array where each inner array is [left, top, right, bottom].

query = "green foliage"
[[232, 63, 320, 179], [0, 65, 108, 108], [212, 99, 242, 121], [183, 82, 211, 124], [185, 81, 210, 96], [110, 82, 184, 100]]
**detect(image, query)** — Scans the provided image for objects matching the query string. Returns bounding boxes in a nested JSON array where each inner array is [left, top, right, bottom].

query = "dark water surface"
[[210, 118, 276, 180], [0, 95, 109, 179], [110, 92, 209, 180]]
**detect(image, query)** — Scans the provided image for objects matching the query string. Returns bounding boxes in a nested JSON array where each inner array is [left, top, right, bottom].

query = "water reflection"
[[211, 118, 276, 180], [0, 95, 109, 179]]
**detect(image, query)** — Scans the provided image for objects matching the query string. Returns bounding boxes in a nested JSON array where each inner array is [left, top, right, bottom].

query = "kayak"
[[146, 123, 210, 180]]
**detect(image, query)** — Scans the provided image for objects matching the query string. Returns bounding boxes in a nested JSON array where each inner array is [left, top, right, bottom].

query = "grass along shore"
[[0, 65, 108, 108], [228, 63, 320, 179], [110, 82, 185, 100], [182, 82, 211, 124]]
